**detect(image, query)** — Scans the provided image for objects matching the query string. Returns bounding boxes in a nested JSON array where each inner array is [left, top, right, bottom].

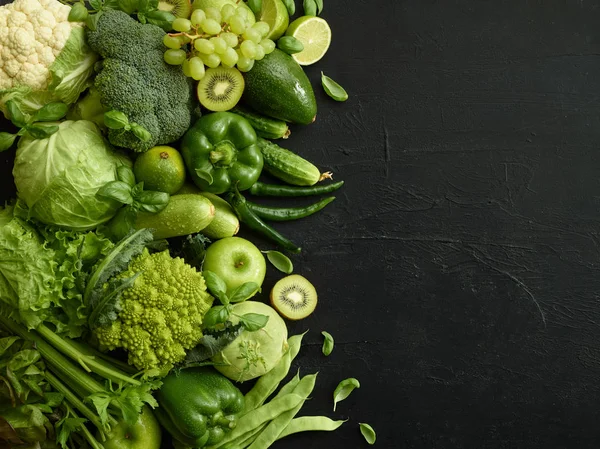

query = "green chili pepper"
[[246, 196, 335, 221], [226, 187, 301, 253], [248, 180, 344, 197]]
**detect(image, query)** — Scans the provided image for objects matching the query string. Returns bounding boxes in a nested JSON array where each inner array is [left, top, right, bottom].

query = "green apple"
[[202, 236, 266, 296], [102, 407, 161, 449]]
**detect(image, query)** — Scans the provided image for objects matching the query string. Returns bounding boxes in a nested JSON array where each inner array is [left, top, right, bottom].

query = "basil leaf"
[[333, 377, 360, 411], [238, 313, 269, 332], [321, 72, 349, 102], [131, 123, 152, 142], [303, 0, 316, 16], [6, 100, 27, 128], [321, 330, 334, 356], [247, 0, 262, 14], [195, 169, 214, 186], [277, 36, 304, 55], [203, 305, 230, 328], [229, 282, 260, 303], [282, 0, 295, 16], [314, 0, 322, 14], [104, 110, 130, 129], [131, 182, 144, 198], [203, 270, 229, 304], [26, 124, 59, 139], [68, 2, 89, 21], [135, 191, 170, 213], [0, 133, 16, 152], [96, 181, 134, 204], [117, 165, 136, 187], [88, 0, 103, 11], [359, 423, 376, 445], [263, 250, 293, 274], [85, 11, 102, 30], [34, 102, 68, 121]]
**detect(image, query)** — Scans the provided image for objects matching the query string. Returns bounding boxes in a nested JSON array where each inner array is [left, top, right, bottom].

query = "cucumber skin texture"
[[135, 194, 215, 239], [258, 138, 321, 186], [231, 106, 290, 140], [241, 49, 317, 125]]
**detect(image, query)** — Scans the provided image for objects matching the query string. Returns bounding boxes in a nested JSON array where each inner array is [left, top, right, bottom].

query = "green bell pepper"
[[154, 367, 245, 448], [181, 112, 264, 194]]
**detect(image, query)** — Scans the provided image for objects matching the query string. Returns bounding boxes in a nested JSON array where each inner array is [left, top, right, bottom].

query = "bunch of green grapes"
[[163, 5, 276, 79]]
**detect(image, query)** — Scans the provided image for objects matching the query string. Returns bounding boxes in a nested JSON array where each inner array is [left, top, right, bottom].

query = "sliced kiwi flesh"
[[158, 0, 192, 18], [197, 67, 245, 112], [270, 274, 317, 320]]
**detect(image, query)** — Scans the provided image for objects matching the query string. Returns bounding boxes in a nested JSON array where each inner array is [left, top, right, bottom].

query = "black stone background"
[[3, 0, 600, 448]]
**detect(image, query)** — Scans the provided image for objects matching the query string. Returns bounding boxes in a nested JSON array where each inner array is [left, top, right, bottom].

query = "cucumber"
[[231, 105, 290, 140], [135, 194, 215, 239], [257, 138, 323, 186]]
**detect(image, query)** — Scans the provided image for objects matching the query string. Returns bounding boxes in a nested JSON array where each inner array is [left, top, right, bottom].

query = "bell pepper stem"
[[210, 141, 237, 167]]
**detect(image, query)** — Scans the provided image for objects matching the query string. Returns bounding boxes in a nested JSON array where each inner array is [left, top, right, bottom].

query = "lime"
[[133, 146, 187, 194], [257, 0, 289, 40], [192, 0, 255, 25], [285, 16, 331, 65]]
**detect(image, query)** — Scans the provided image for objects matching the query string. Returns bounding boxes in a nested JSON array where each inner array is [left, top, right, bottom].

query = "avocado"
[[242, 49, 317, 125]]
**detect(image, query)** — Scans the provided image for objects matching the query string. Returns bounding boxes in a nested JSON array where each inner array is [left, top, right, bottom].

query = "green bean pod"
[[246, 196, 335, 221], [249, 180, 344, 197], [277, 416, 346, 440]]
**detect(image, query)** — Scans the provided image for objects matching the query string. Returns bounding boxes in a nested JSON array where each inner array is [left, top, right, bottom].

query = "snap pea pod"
[[227, 188, 301, 253], [248, 180, 344, 197], [277, 416, 347, 440], [246, 197, 335, 221]]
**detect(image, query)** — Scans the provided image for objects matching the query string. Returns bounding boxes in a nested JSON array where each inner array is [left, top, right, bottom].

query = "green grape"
[[240, 40, 258, 59], [243, 28, 262, 44], [201, 52, 221, 68], [252, 21, 270, 37], [163, 35, 182, 50], [229, 15, 246, 35], [220, 46, 239, 67], [237, 56, 254, 72], [178, 35, 192, 45], [211, 36, 228, 54], [204, 6, 221, 23], [195, 38, 215, 54], [254, 43, 265, 60], [201, 18, 222, 35], [259, 38, 275, 54], [188, 56, 206, 80], [221, 4, 236, 21], [182, 59, 193, 77], [173, 18, 192, 32], [190, 9, 206, 27], [164, 49, 187, 65], [221, 32, 239, 48]]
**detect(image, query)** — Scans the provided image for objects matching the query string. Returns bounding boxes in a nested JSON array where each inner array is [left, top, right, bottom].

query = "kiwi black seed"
[[270, 274, 318, 320], [197, 67, 245, 112], [158, 0, 192, 18]]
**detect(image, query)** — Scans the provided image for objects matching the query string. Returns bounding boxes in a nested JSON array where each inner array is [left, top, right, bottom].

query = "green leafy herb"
[[282, 0, 295, 16], [359, 423, 376, 445], [229, 282, 260, 303], [333, 377, 360, 411], [203, 271, 229, 304], [203, 305, 231, 328], [131, 123, 152, 142], [238, 313, 269, 332], [68, 2, 89, 22], [263, 250, 294, 274], [26, 124, 59, 139], [248, 0, 262, 15], [104, 110, 130, 129], [0, 133, 16, 152], [56, 409, 88, 448], [321, 330, 334, 356], [34, 102, 68, 122], [179, 233, 211, 271], [6, 100, 27, 128], [181, 322, 245, 366], [314, 0, 323, 14], [96, 181, 134, 205], [303, 0, 317, 16], [117, 166, 136, 187], [135, 191, 170, 213], [321, 72, 349, 102]]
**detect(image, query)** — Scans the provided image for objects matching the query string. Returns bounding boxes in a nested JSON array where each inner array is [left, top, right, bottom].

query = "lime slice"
[[258, 0, 289, 40], [285, 16, 331, 66]]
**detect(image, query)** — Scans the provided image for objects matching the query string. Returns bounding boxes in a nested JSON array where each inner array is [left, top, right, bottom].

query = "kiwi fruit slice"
[[158, 0, 192, 18], [270, 274, 317, 320], [197, 67, 245, 112]]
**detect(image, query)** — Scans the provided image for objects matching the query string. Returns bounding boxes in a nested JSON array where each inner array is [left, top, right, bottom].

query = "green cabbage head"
[[12, 120, 128, 231]]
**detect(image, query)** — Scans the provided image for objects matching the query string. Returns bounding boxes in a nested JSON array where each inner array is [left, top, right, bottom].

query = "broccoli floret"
[[85, 10, 195, 152], [94, 249, 213, 372]]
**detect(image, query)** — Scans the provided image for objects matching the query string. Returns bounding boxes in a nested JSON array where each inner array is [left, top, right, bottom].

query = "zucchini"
[[232, 105, 290, 139], [257, 138, 327, 186], [135, 194, 215, 239]]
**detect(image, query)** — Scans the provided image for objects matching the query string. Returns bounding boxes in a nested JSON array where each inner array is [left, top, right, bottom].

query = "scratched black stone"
[[3, 0, 600, 448]]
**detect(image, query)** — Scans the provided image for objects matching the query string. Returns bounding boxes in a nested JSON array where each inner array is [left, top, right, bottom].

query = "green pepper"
[[154, 367, 245, 448], [180, 112, 264, 194]]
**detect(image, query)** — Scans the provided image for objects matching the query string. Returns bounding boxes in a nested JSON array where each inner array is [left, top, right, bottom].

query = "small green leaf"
[[88, 0, 102, 10], [238, 313, 269, 332], [282, 0, 295, 16], [321, 330, 334, 356], [104, 110, 130, 129], [203, 305, 230, 328], [117, 165, 136, 187], [314, 0, 322, 14], [6, 100, 27, 128], [333, 377, 360, 411], [96, 181, 134, 204], [131, 123, 152, 142], [229, 282, 260, 303], [359, 423, 376, 445], [303, 0, 316, 16], [34, 102, 68, 121], [203, 270, 229, 304], [26, 124, 59, 139], [0, 133, 16, 152], [263, 250, 293, 274], [247, 0, 262, 14], [277, 36, 304, 55], [195, 169, 214, 186], [135, 191, 170, 213], [85, 11, 102, 30], [56, 415, 88, 448], [131, 182, 144, 198], [321, 72, 349, 102], [68, 2, 89, 21]]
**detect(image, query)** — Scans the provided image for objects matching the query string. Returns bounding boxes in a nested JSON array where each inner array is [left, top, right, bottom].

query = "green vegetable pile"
[[0, 0, 377, 447]]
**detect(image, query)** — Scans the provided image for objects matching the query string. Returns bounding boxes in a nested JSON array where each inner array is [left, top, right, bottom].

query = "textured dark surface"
[[3, 0, 600, 448]]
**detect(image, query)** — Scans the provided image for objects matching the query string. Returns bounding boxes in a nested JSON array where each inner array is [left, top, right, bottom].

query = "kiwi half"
[[270, 274, 317, 320], [158, 0, 192, 18], [197, 67, 245, 112]]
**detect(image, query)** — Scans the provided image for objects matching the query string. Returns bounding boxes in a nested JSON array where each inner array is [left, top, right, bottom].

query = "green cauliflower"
[[94, 249, 213, 372], [84, 9, 195, 152]]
